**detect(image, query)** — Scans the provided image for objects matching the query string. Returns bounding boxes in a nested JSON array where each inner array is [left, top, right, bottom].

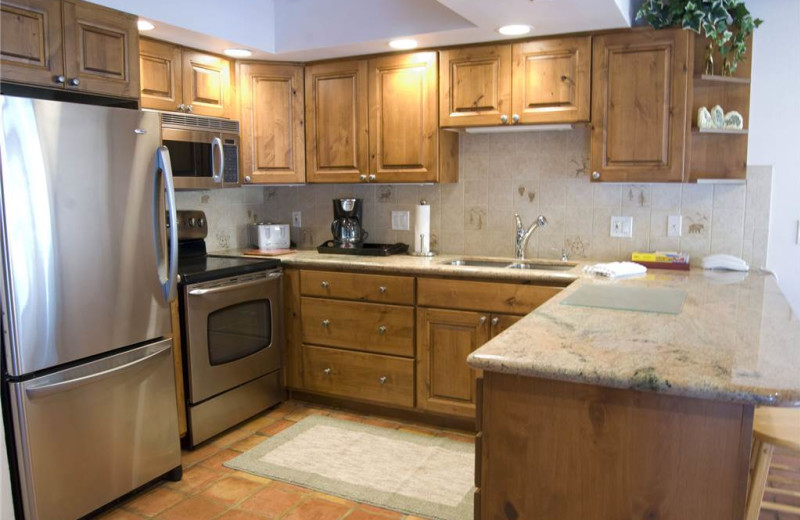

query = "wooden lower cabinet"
[[169, 300, 187, 437]]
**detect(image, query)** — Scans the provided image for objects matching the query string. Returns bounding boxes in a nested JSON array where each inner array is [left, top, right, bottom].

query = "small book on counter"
[[631, 251, 690, 271]]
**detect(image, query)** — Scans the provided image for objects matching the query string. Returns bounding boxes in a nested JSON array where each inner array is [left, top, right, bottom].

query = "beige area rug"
[[225, 415, 475, 520]]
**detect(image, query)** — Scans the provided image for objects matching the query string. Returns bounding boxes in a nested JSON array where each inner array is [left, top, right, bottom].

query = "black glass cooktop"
[[178, 255, 280, 285]]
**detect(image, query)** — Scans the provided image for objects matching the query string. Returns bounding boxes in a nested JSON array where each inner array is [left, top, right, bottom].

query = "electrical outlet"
[[391, 211, 410, 231], [610, 216, 633, 238], [668, 215, 682, 237], [292, 211, 302, 227]]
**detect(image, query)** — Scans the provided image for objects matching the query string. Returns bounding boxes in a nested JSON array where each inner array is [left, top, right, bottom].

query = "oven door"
[[162, 127, 225, 190], [184, 270, 283, 404]]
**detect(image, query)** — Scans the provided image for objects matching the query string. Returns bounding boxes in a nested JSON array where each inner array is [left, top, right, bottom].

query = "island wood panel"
[[181, 49, 232, 118], [300, 269, 414, 305], [301, 344, 414, 407], [512, 36, 591, 124], [417, 277, 562, 315], [239, 62, 305, 184], [0, 0, 63, 88], [62, 0, 139, 98], [479, 372, 753, 520], [439, 44, 512, 127], [368, 52, 438, 183], [283, 268, 303, 389], [416, 307, 490, 417], [591, 29, 690, 182], [305, 59, 369, 183], [139, 38, 182, 111], [301, 297, 414, 357], [169, 300, 187, 437]]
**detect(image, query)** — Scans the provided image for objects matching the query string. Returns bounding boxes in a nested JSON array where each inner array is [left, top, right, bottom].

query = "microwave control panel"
[[222, 143, 239, 184]]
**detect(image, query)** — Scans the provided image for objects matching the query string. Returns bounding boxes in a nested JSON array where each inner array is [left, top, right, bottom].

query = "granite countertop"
[[217, 249, 800, 407]]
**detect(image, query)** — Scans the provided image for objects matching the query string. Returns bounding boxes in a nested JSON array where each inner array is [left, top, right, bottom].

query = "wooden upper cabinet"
[[591, 29, 690, 182], [439, 44, 512, 127], [512, 36, 591, 124], [181, 50, 233, 118], [368, 52, 440, 183], [0, 0, 64, 88], [61, 0, 139, 98], [139, 38, 182, 112], [239, 62, 305, 184], [305, 60, 369, 183]]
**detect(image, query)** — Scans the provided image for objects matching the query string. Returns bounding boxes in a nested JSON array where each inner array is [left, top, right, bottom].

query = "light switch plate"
[[392, 211, 410, 231], [610, 216, 633, 238], [668, 215, 682, 237], [292, 211, 302, 228]]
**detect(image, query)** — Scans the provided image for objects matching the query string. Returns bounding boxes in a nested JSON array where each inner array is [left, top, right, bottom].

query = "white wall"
[[747, 0, 800, 314]]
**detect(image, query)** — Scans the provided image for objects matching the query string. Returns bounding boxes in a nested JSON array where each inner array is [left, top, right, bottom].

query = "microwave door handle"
[[156, 146, 179, 303], [211, 137, 224, 183], [188, 272, 282, 296]]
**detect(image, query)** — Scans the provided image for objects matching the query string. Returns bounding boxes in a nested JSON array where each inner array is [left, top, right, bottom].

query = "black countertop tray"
[[317, 241, 409, 256]]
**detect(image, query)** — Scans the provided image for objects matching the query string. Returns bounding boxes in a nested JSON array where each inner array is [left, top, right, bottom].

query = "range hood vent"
[[160, 112, 240, 133]]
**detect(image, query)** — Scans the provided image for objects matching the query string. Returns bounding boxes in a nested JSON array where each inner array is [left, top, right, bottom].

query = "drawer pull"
[[491, 317, 500, 326], [378, 325, 387, 335], [321, 281, 330, 289], [379, 376, 387, 385], [323, 367, 332, 376], [322, 319, 331, 327], [378, 286, 387, 293], [479, 316, 488, 325]]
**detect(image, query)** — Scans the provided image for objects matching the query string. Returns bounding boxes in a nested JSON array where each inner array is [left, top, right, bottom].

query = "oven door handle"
[[211, 136, 224, 183], [188, 272, 282, 296]]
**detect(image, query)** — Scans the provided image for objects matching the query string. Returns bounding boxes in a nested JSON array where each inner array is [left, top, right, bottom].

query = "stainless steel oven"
[[183, 269, 284, 445], [160, 112, 240, 190]]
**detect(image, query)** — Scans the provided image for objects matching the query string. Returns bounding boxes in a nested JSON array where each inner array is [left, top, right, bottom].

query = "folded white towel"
[[584, 261, 647, 279]]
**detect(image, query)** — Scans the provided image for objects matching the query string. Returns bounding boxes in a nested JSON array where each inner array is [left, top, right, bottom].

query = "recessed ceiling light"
[[389, 39, 418, 50], [137, 20, 155, 31], [223, 48, 252, 58], [498, 24, 532, 36]]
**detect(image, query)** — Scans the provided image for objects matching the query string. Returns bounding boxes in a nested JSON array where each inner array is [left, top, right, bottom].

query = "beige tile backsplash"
[[177, 127, 772, 267]]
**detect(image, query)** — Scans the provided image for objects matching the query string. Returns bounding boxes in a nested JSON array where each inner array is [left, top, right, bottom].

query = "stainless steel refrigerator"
[[0, 96, 182, 520]]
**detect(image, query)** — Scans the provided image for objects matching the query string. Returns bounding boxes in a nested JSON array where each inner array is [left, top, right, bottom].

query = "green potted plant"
[[637, 0, 763, 75]]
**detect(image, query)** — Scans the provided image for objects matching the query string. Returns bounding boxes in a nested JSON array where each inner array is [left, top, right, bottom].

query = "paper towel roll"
[[414, 202, 431, 253]]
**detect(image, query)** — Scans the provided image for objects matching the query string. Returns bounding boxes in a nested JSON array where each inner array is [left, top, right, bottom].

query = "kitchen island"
[[467, 269, 800, 520]]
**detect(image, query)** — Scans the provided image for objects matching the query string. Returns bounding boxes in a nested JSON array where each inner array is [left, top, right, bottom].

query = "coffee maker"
[[331, 198, 368, 248]]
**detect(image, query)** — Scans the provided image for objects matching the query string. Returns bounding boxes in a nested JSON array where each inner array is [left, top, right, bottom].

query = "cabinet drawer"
[[417, 278, 562, 315], [301, 345, 414, 407], [301, 298, 414, 357], [301, 270, 414, 305]]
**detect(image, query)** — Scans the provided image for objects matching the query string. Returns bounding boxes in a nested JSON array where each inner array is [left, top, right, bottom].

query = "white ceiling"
[[93, 0, 635, 62]]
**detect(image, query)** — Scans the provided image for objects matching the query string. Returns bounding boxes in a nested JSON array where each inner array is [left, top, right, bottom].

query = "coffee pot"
[[331, 198, 367, 248]]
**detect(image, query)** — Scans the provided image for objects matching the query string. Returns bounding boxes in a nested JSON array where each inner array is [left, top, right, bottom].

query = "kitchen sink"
[[446, 259, 577, 271]]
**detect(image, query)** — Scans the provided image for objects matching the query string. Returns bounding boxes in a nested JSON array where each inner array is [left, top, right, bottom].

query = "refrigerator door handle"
[[155, 146, 179, 303], [211, 136, 224, 183], [24, 342, 172, 399]]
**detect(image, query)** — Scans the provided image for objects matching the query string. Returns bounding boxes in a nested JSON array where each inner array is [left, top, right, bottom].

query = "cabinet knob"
[[185, 105, 193, 113], [491, 317, 500, 326], [479, 316, 488, 325], [511, 114, 520, 124], [324, 368, 332, 376], [322, 319, 330, 328], [359, 174, 368, 182], [244, 175, 252, 183], [54, 75, 66, 84], [368, 174, 376, 182], [379, 376, 387, 385], [500, 114, 509, 124], [592, 171, 601, 180], [378, 325, 387, 335], [177, 104, 186, 112], [68, 78, 80, 86], [321, 281, 330, 289], [378, 286, 387, 294]]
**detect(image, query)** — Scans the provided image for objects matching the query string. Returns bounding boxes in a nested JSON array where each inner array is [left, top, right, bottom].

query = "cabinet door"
[[139, 38, 182, 111], [417, 307, 490, 417], [305, 60, 369, 183], [61, 0, 139, 98], [368, 52, 438, 183], [239, 62, 305, 184], [0, 0, 64, 88], [490, 314, 521, 337], [591, 29, 690, 182], [512, 36, 591, 124], [181, 49, 233, 118], [439, 44, 512, 127]]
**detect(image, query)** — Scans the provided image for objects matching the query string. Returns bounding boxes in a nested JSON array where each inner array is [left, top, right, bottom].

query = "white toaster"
[[249, 223, 290, 250]]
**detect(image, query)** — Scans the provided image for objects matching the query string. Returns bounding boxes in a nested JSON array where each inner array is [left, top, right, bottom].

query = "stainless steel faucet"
[[514, 213, 548, 261]]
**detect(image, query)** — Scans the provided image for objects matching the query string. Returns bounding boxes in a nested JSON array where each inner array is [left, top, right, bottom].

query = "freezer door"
[[8, 340, 181, 520], [0, 96, 173, 376]]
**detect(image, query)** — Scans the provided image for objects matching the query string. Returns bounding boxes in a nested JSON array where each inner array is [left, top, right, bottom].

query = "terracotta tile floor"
[[99, 400, 473, 520]]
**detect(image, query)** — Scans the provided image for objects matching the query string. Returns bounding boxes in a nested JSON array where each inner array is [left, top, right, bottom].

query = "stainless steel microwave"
[[159, 112, 240, 190]]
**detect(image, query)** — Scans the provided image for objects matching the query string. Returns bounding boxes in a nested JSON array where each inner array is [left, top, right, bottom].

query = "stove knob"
[[198, 218, 206, 228], [189, 217, 197, 227]]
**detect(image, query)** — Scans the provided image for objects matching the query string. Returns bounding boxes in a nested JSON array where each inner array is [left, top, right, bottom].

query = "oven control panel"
[[176, 210, 208, 241]]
